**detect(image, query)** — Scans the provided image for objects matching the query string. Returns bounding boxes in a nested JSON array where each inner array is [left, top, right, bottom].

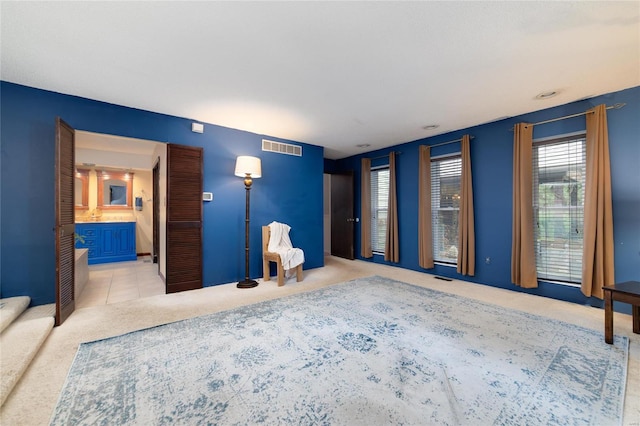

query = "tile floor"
[[76, 256, 165, 308]]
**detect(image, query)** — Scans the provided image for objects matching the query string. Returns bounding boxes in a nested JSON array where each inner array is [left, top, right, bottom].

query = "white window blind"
[[431, 155, 461, 263], [533, 135, 586, 283], [371, 167, 389, 253]]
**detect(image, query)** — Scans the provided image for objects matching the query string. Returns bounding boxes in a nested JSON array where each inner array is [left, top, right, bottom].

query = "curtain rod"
[[428, 135, 475, 149], [512, 103, 625, 130], [370, 151, 402, 161], [370, 134, 475, 160]]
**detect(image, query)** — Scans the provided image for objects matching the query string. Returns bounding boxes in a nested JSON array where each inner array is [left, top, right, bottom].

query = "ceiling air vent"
[[262, 139, 302, 157]]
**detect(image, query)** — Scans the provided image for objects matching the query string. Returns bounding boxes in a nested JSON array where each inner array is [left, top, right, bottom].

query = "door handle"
[[346, 218, 360, 223], [59, 223, 75, 237]]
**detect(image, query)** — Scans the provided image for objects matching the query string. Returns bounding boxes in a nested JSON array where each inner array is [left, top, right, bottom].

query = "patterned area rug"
[[51, 276, 628, 425]]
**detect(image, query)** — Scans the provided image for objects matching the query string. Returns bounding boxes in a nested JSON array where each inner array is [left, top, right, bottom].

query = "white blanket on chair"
[[268, 221, 305, 270]]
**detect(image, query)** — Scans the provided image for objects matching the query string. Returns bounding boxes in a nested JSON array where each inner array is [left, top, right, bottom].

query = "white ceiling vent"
[[262, 139, 302, 157]]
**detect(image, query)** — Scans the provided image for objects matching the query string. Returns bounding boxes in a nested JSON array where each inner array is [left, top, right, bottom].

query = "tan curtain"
[[385, 152, 399, 262], [457, 135, 475, 276], [361, 158, 373, 258], [418, 145, 434, 268], [511, 123, 538, 288], [582, 104, 615, 298]]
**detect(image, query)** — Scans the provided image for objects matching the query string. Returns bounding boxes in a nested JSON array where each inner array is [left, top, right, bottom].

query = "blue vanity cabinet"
[[75, 224, 99, 259], [75, 222, 137, 264]]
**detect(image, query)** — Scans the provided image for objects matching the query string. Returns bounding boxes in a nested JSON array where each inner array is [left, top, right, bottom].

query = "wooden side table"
[[603, 281, 640, 344]]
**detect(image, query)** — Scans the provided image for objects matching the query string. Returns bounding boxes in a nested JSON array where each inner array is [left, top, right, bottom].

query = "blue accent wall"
[[0, 82, 324, 305], [334, 86, 640, 313]]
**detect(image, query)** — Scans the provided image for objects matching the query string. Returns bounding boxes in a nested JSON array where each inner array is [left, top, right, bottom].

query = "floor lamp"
[[235, 156, 262, 288]]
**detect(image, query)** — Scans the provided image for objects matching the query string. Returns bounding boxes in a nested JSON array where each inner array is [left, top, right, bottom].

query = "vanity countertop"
[[76, 220, 136, 224]]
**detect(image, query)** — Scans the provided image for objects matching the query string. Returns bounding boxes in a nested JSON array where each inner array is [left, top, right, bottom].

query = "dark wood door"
[[152, 158, 160, 265], [55, 118, 75, 325], [166, 143, 203, 293], [331, 172, 355, 260]]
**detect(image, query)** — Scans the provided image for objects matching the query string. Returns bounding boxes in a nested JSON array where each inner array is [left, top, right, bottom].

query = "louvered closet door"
[[55, 118, 75, 325], [166, 143, 203, 293]]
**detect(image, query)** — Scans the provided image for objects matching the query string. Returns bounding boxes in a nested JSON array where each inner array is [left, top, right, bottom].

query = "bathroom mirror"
[[74, 169, 90, 210], [97, 170, 134, 209]]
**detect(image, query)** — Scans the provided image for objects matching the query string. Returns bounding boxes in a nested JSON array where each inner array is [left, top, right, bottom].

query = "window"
[[370, 167, 389, 253], [431, 155, 461, 263], [533, 134, 586, 283]]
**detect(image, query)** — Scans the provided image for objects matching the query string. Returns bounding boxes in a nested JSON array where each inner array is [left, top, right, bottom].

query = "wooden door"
[[55, 118, 75, 325], [152, 158, 160, 265], [331, 172, 355, 260], [166, 143, 203, 293]]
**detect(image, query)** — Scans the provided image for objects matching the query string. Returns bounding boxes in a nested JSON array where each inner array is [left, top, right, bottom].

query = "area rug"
[[50, 276, 628, 425]]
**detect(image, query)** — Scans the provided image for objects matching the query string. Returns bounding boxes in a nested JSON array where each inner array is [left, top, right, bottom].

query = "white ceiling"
[[2, 2, 638, 159], [75, 130, 161, 170], [76, 131, 159, 156]]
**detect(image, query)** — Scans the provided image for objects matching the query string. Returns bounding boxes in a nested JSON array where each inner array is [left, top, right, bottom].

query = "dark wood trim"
[[136, 252, 152, 257], [152, 157, 160, 266]]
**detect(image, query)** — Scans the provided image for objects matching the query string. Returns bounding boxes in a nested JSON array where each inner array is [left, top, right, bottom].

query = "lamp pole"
[[237, 173, 258, 288], [234, 155, 261, 288]]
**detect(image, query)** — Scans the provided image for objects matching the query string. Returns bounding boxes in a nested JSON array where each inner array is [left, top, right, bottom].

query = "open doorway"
[[74, 131, 167, 307]]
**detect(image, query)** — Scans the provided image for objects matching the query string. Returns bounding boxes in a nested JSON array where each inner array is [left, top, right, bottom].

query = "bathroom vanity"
[[75, 221, 137, 265]]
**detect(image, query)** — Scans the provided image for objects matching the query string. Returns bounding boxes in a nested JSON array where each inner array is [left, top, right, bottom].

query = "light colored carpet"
[[0, 305, 55, 406], [1, 256, 639, 425], [0, 297, 30, 333], [50, 276, 628, 424]]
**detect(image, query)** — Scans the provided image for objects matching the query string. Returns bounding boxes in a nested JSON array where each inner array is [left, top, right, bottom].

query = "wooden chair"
[[262, 226, 304, 286]]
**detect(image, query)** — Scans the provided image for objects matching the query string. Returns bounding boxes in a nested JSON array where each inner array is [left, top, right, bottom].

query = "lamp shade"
[[234, 156, 262, 178]]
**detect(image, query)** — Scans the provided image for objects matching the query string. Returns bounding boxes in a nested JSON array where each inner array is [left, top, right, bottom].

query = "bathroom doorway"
[[74, 131, 167, 307]]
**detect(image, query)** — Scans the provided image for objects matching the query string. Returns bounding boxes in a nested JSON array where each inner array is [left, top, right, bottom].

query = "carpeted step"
[[0, 297, 31, 333], [0, 304, 55, 406]]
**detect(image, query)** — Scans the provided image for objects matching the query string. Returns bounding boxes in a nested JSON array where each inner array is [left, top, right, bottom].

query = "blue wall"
[[334, 86, 640, 311], [0, 82, 324, 305]]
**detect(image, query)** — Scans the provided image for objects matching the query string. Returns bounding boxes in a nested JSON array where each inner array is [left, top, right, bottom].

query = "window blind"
[[533, 135, 586, 283], [431, 156, 461, 263], [371, 167, 389, 253]]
